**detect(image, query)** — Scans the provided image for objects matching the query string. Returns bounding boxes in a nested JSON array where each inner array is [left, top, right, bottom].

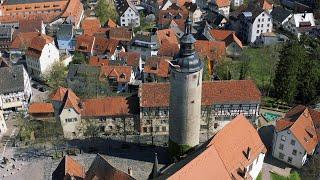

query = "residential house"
[[9, 32, 40, 56], [50, 87, 138, 138], [138, 80, 261, 135], [105, 18, 118, 28], [108, 27, 133, 44], [157, 8, 189, 29], [156, 28, 179, 57], [208, 29, 243, 57], [93, 37, 123, 59], [0, 110, 7, 139], [57, 23, 75, 51], [0, 26, 13, 50], [204, 10, 229, 28], [88, 56, 110, 66], [209, 0, 231, 17], [14, 19, 46, 35], [75, 34, 95, 56], [283, 12, 316, 38], [81, 17, 101, 36], [52, 155, 86, 180], [194, 40, 226, 75], [28, 102, 55, 120], [128, 33, 159, 60], [25, 34, 60, 79], [270, 7, 293, 28], [100, 65, 135, 93], [256, 32, 289, 46], [115, 0, 140, 27], [0, 65, 32, 111], [0, 0, 84, 28], [272, 105, 320, 168], [238, 6, 273, 43], [118, 51, 143, 78], [156, 114, 266, 180], [143, 56, 170, 82], [86, 154, 135, 180]]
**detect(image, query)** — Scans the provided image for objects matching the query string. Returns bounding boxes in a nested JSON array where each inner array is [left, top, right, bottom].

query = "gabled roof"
[[259, 0, 273, 10], [93, 37, 119, 55], [0, 65, 26, 94], [29, 103, 54, 114], [76, 34, 95, 53], [108, 27, 132, 41], [156, 29, 180, 57], [106, 18, 117, 28], [160, 114, 266, 179], [271, 6, 292, 23], [81, 96, 138, 117], [81, 17, 101, 36], [100, 65, 133, 83], [57, 23, 73, 41], [118, 51, 141, 67], [50, 87, 81, 113], [276, 105, 320, 146], [86, 154, 135, 180], [213, 0, 231, 8], [52, 155, 85, 180], [139, 80, 261, 107], [144, 56, 170, 78], [10, 32, 41, 50], [15, 19, 43, 35], [88, 56, 110, 66], [115, 0, 138, 16], [28, 34, 54, 51], [51, 87, 69, 102], [194, 40, 226, 61]]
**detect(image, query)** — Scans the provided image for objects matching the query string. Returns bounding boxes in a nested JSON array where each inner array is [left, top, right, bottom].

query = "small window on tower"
[[191, 100, 195, 103], [193, 74, 197, 79]]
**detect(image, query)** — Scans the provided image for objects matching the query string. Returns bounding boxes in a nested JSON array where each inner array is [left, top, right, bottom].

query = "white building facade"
[[0, 110, 7, 139], [283, 13, 315, 38]]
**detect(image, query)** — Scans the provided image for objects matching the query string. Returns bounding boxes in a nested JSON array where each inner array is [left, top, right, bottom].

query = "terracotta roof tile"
[[209, 29, 243, 48], [106, 18, 117, 28], [10, 32, 41, 50], [214, 0, 231, 7], [88, 56, 109, 66], [28, 102, 54, 114], [118, 51, 141, 67], [51, 87, 68, 102], [164, 114, 266, 179], [156, 29, 180, 57], [139, 80, 261, 107], [195, 40, 226, 61], [14, 19, 43, 35], [61, 0, 84, 26], [25, 34, 54, 57], [259, 0, 273, 10], [100, 65, 132, 83], [52, 155, 86, 179], [76, 34, 95, 53], [81, 96, 137, 117], [93, 37, 119, 55], [50, 87, 80, 113], [108, 27, 132, 41], [144, 56, 170, 78], [81, 17, 101, 36]]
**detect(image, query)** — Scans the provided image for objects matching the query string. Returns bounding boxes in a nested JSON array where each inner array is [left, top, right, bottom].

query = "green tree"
[[84, 121, 100, 138], [202, 57, 211, 81], [95, 0, 118, 25], [45, 61, 67, 90], [71, 52, 87, 64], [301, 155, 320, 180], [273, 42, 306, 103]]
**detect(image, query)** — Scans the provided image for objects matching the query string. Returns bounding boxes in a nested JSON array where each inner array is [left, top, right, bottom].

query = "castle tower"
[[169, 13, 203, 157]]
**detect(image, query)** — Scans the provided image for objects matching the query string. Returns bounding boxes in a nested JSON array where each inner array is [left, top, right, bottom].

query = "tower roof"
[[172, 10, 203, 73]]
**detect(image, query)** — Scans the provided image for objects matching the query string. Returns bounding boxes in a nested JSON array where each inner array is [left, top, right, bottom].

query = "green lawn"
[[257, 172, 262, 180], [216, 45, 280, 95], [270, 171, 301, 180]]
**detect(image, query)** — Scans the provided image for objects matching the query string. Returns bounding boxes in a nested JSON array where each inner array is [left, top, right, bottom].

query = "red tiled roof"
[[259, 0, 273, 10], [144, 56, 170, 78], [156, 29, 179, 57], [209, 29, 243, 48], [158, 9, 188, 27], [139, 80, 261, 107], [61, 0, 84, 26], [195, 40, 226, 61], [28, 103, 54, 114], [118, 51, 141, 67], [81, 17, 101, 36], [93, 37, 119, 55], [108, 27, 132, 41], [276, 105, 320, 150], [14, 19, 43, 36], [25, 34, 54, 57], [76, 34, 95, 53], [166, 114, 266, 179], [106, 18, 117, 28], [50, 87, 81, 113], [81, 97, 132, 117], [52, 155, 86, 179], [88, 56, 109, 66], [100, 65, 132, 83], [10, 32, 41, 50], [51, 87, 68, 101], [214, 0, 231, 7]]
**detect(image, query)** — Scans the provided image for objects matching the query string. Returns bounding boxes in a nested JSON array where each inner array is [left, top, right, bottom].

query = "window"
[[288, 157, 292, 163], [292, 149, 297, 156], [248, 163, 253, 171], [143, 127, 148, 132], [279, 143, 284, 150], [291, 139, 296, 146], [162, 126, 166, 132], [268, 18, 271, 21], [279, 152, 285, 159], [214, 123, 219, 129], [281, 135, 286, 141], [257, 24, 260, 28], [256, 30, 259, 33]]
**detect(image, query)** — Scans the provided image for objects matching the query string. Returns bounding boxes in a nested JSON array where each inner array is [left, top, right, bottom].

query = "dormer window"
[[120, 73, 126, 79]]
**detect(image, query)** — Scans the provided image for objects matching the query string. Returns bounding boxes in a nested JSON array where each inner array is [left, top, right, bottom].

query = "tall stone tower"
[[169, 13, 203, 157]]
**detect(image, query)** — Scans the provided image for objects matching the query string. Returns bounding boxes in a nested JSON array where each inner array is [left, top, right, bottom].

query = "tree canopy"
[[95, 0, 118, 25]]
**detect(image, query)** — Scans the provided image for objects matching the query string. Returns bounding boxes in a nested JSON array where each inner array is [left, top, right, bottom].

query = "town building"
[[75, 34, 95, 56], [115, 0, 140, 27], [138, 80, 261, 135], [28, 102, 54, 120], [9, 32, 40, 56], [0, 110, 7, 139], [45, 87, 138, 139], [118, 51, 143, 78], [156, 28, 179, 57], [13, 19, 46, 35], [0, 65, 32, 111], [270, 6, 292, 28], [128, 33, 159, 60], [238, 6, 273, 43], [143, 56, 170, 83], [52, 155, 86, 180], [56, 23, 75, 51], [0, 0, 84, 28], [272, 105, 320, 168], [0, 26, 13, 50], [283, 12, 316, 38], [155, 114, 266, 180], [209, 0, 231, 17], [25, 34, 60, 79]]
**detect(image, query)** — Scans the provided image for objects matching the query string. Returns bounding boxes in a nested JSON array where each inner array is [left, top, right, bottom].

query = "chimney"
[[128, 167, 133, 176]]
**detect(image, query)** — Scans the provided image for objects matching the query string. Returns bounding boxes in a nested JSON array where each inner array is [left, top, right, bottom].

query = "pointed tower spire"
[[148, 153, 159, 179]]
